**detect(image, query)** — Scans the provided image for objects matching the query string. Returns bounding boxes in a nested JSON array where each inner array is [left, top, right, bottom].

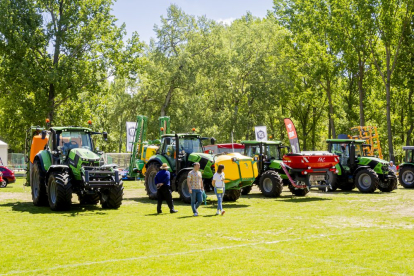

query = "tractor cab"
[[403, 146, 414, 164], [399, 146, 414, 188], [242, 141, 284, 173], [327, 139, 365, 172]]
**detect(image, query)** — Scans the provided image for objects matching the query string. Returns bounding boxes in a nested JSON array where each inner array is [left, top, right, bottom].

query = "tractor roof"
[[161, 133, 201, 138], [326, 139, 366, 144], [241, 140, 282, 145], [51, 126, 93, 132], [403, 146, 414, 150]]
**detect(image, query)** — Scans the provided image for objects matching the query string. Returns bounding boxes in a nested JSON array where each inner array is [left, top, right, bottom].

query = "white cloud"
[[216, 17, 235, 26]]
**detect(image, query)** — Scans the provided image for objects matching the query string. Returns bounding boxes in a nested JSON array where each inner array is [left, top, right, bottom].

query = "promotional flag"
[[284, 118, 300, 153], [255, 126, 268, 142], [126, 122, 137, 152]]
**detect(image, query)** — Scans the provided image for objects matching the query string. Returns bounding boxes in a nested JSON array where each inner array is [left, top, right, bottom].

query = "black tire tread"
[[31, 160, 48, 206], [48, 171, 72, 211], [241, 185, 252, 195], [399, 166, 414, 189], [78, 193, 100, 205], [354, 168, 379, 193], [378, 171, 397, 192], [258, 170, 283, 197], [288, 184, 309, 196], [178, 172, 191, 204], [101, 182, 124, 209], [223, 189, 241, 201], [144, 163, 159, 200]]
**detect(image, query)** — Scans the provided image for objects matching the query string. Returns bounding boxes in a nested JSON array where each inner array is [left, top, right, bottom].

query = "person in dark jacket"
[[155, 163, 178, 214]]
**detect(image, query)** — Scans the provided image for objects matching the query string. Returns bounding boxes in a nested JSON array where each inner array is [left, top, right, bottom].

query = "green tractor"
[[144, 133, 257, 203], [399, 146, 414, 188], [240, 140, 295, 197], [326, 139, 397, 193], [27, 125, 123, 211]]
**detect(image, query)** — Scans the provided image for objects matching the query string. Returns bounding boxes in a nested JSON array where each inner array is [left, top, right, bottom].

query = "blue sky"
[[111, 0, 274, 43]]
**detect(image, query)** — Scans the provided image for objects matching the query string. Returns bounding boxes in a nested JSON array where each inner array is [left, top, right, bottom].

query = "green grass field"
[[1, 178, 413, 275]]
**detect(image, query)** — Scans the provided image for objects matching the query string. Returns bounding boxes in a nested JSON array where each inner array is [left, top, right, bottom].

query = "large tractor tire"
[[399, 166, 414, 188], [144, 163, 159, 200], [259, 171, 283, 197], [47, 171, 72, 211], [78, 193, 100, 205], [355, 168, 379, 193], [324, 171, 338, 192], [338, 181, 355, 191], [31, 160, 48, 206], [241, 185, 252, 195], [378, 172, 398, 192], [223, 189, 241, 201], [101, 182, 124, 209], [288, 184, 309, 196], [178, 172, 191, 204]]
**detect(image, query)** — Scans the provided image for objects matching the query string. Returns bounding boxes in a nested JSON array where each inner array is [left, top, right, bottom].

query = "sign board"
[[284, 118, 301, 153], [255, 126, 268, 142], [126, 122, 137, 152]]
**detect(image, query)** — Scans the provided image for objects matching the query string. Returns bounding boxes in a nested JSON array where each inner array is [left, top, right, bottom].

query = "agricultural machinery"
[[26, 124, 123, 211], [399, 146, 414, 188], [326, 139, 397, 193], [144, 132, 258, 203]]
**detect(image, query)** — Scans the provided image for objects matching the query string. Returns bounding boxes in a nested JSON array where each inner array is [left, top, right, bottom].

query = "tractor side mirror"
[[349, 144, 356, 166], [211, 137, 216, 145], [102, 132, 108, 141], [41, 130, 47, 140]]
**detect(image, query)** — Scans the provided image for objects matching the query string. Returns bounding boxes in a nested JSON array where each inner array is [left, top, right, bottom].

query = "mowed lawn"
[[1, 178, 414, 275]]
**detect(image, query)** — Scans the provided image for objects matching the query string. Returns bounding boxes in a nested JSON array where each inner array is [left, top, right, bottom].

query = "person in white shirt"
[[212, 164, 226, 215], [388, 161, 397, 173]]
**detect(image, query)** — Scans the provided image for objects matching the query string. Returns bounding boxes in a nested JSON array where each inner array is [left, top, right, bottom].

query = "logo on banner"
[[126, 122, 137, 152], [255, 126, 268, 142]]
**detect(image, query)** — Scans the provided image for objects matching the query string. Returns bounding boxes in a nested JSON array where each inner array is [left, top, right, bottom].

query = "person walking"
[[187, 162, 204, 216], [155, 163, 178, 214], [388, 161, 397, 173], [212, 164, 226, 215]]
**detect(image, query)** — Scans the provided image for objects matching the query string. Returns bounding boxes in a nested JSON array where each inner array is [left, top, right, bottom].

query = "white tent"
[[0, 140, 8, 166]]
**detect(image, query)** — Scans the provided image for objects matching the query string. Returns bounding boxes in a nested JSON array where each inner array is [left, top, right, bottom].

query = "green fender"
[[146, 155, 172, 172], [35, 150, 52, 172]]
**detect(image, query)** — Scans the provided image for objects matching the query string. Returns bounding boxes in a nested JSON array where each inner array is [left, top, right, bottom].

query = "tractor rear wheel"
[[78, 193, 100, 205], [144, 163, 159, 200], [31, 160, 48, 206], [223, 189, 241, 201], [259, 171, 283, 197], [241, 185, 252, 195], [378, 172, 397, 192], [101, 182, 124, 209], [47, 171, 72, 211], [355, 168, 379, 193], [399, 167, 414, 188], [178, 172, 191, 204], [288, 183, 309, 196]]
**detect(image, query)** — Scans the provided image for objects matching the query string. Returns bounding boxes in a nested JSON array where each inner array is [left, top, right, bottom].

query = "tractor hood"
[[358, 156, 389, 166], [70, 148, 101, 161], [188, 152, 214, 163]]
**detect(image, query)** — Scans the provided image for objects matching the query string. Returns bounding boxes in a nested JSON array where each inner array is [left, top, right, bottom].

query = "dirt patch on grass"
[[0, 192, 31, 202]]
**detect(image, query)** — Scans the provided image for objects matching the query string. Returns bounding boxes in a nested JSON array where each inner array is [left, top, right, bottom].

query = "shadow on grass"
[[0, 201, 108, 216], [276, 196, 332, 202]]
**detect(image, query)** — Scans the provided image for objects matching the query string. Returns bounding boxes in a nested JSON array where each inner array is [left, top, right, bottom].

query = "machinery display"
[[326, 139, 397, 193], [25, 123, 123, 211], [399, 146, 414, 188], [144, 131, 258, 203]]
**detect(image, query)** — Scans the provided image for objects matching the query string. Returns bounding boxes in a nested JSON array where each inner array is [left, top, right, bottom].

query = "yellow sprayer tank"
[[214, 152, 258, 190], [141, 145, 158, 175]]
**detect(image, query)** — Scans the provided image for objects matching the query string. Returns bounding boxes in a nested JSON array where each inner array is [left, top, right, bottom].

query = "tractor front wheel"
[[47, 171, 72, 211], [259, 171, 283, 197], [378, 172, 397, 192], [144, 163, 159, 200], [241, 185, 252, 195], [355, 168, 379, 193], [101, 183, 124, 209], [223, 189, 241, 201], [78, 193, 100, 205], [399, 167, 414, 188], [178, 172, 191, 204]]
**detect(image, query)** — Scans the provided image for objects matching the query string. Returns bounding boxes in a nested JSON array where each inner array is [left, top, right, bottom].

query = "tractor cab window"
[[406, 150, 413, 163], [178, 137, 202, 154], [264, 145, 279, 161], [161, 137, 175, 158], [355, 144, 364, 157], [331, 143, 349, 166], [245, 145, 261, 158], [57, 131, 92, 155]]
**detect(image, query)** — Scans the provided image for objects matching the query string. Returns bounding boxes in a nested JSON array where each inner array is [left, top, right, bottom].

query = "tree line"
[[0, 0, 413, 161]]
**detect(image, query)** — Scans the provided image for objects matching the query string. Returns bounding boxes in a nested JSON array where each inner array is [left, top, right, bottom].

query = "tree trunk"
[[385, 81, 394, 161], [312, 107, 316, 151], [326, 78, 336, 138], [119, 114, 123, 153], [160, 86, 174, 116], [357, 57, 365, 126], [407, 87, 414, 146]]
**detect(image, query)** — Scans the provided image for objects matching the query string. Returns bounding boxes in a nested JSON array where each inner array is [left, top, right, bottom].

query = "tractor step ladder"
[[350, 126, 383, 159]]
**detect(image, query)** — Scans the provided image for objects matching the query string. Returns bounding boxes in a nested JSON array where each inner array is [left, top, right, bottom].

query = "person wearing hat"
[[155, 163, 178, 214]]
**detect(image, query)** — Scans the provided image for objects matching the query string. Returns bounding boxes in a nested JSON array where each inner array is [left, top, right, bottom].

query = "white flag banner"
[[126, 122, 137, 152], [255, 126, 268, 142]]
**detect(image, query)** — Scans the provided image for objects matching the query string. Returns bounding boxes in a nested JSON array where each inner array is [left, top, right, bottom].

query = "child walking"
[[212, 164, 225, 215]]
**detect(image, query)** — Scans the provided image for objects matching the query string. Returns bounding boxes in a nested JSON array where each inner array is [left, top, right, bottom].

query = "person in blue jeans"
[[212, 164, 225, 215], [187, 162, 204, 216]]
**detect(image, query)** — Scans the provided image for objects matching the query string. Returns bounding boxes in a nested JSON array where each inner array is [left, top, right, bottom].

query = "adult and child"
[[154, 162, 226, 216]]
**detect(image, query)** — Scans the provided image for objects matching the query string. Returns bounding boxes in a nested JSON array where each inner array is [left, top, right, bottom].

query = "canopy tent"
[[0, 140, 8, 166]]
